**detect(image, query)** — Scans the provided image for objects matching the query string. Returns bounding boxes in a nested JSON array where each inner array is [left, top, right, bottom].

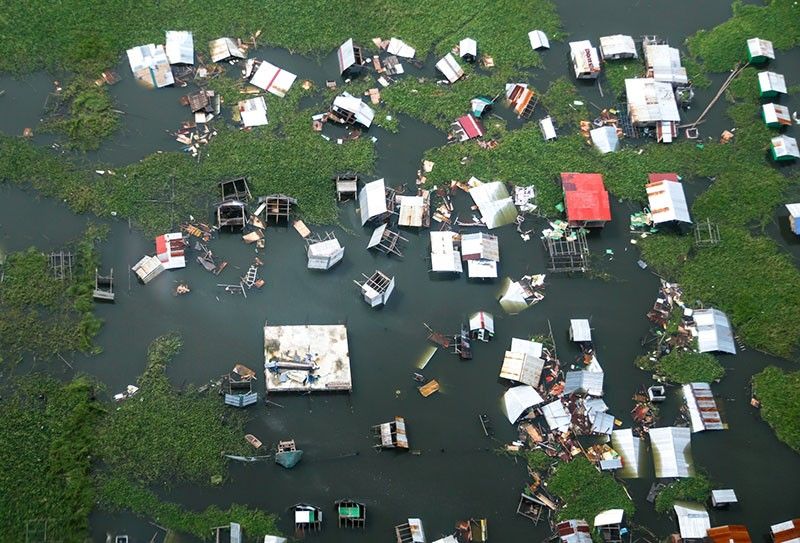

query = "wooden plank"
[[293, 220, 311, 238], [418, 380, 440, 397]]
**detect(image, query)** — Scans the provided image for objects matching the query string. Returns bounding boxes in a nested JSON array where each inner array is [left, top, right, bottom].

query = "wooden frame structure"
[[355, 270, 395, 307], [92, 268, 115, 301], [367, 224, 408, 257], [543, 229, 590, 272], [291, 504, 322, 534], [516, 493, 546, 524], [258, 194, 298, 224], [48, 251, 74, 281], [334, 173, 359, 201], [694, 218, 721, 246], [216, 200, 247, 230], [372, 416, 409, 450], [395, 519, 425, 543], [335, 499, 366, 529], [219, 177, 251, 202]]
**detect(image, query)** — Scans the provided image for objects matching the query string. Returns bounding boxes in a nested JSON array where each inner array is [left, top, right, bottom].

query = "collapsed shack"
[[542, 223, 590, 273], [221, 365, 258, 407], [330, 92, 375, 128], [257, 194, 297, 224], [359, 178, 395, 226], [338, 38, 367, 76], [216, 200, 247, 230], [209, 37, 246, 63], [335, 173, 359, 201], [182, 89, 220, 122], [92, 268, 114, 302], [355, 269, 395, 307], [373, 416, 409, 450], [307, 232, 345, 270], [237, 97, 268, 128], [368, 223, 408, 257]]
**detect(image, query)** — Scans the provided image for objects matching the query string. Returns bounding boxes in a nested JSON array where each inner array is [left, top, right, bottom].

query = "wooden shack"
[[356, 270, 395, 307], [216, 200, 247, 229], [291, 504, 322, 533], [257, 194, 297, 224], [335, 499, 366, 528], [373, 416, 409, 449], [395, 518, 425, 543], [93, 268, 115, 301]]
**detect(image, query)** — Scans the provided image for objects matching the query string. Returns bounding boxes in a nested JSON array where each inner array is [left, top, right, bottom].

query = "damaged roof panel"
[[650, 426, 694, 478], [693, 308, 736, 354], [469, 181, 518, 229], [436, 53, 465, 83], [165, 31, 194, 65]]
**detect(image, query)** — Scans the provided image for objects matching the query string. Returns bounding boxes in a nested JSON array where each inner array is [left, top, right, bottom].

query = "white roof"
[[461, 232, 499, 261], [432, 536, 458, 543], [359, 179, 387, 225], [307, 238, 344, 269], [333, 91, 375, 127], [771, 520, 800, 540], [337, 38, 358, 73], [387, 38, 415, 58], [569, 40, 601, 77], [590, 126, 619, 154], [590, 412, 615, 435], [165, 31, 194, 64], [611, 428, 643, 478], [693, 308, 736, 354], [126, 44, 174, 88], [500, 351, 545, 386], [238, 97, 268, 127], [763, 102, 791, 124], [683, 382, 725, 432], [542, 399, 571, 432], [469, 311, 494, 333], [711, 489, 737, 504], [511, 338, 543, 358], [397, 195, 425, 227], [263, 536, 289, 543], [467, 259, 498, 278], [503, 385, 544, 423], [599, 35, 637, 58], [758, 71, 787, 94], [209, 37, 245, 62], [650, 426, 694, 478], [594, 509, 624, 527], [469, 181, 518, 229], [647, 178, 691, 224], [787, 203, 800, 218], [644, 43, 688, 84], [563, 370, 604, 397], [570, 319, 591, 342], [430, 231, 462, 272], [247, 59, 297, 98], [436, 53, 464, 84], [673, 502, 710, 539], [529, 30, 550, 50], [459, 38, 477, 58], [540, 116, 557, 140], [747, 37, 775, 59], [625, 78, 680, 123], [772, 135, 800, 158], [407, 518, 426, 542]]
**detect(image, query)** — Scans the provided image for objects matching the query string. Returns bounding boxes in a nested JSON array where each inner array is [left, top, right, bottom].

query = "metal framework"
[[694, 218, 721, 246], [48, 251, 74, 281], [543, 229, 590, 272]]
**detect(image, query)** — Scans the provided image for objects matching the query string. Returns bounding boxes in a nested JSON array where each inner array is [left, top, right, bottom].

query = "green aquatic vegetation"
[[99, 333, 250, 485], [687, 0, 800, 74], [99, 476, 281, 540], [654, 474, 712, 513], [752, 366, 800, 453], [41, 78, 120, 150], [540, 77, 589, 129], [522, 449, 556, 473], [0, 376, 105, 540], [548, 457, 635, 524], [657, 350, 725, 384], [637, 233, 693, 280], [603, 58, 645, 98], [682, 56, 712, 89]]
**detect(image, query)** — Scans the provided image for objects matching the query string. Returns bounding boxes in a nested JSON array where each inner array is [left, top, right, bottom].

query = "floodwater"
[[1, 1, 800, 541]]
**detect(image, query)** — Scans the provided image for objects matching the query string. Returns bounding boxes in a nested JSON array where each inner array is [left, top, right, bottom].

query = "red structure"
[[561, 172, 611, 227]]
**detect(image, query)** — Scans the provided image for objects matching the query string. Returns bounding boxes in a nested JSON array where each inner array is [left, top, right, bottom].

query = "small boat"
[[245, 434, 263, 449]]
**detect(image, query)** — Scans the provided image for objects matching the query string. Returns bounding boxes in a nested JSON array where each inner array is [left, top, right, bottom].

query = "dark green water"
[[1, 2, 799, 541]]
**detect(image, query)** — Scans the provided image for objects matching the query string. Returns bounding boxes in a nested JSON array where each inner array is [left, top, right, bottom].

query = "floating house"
[[682, 382, 725, 432], [461, 233, 500, 278], [436, 53, 465, 84], [710, 490, 739, 509], [222, 370, 258, 408], [165, 31, 193, 65], [650, 426, 693, 478], [625, 78, 680, 141], [238, 97, 268, 127], [155, 233, 186, 270], [216, 200, 247, 229], [528, 30, 550, 50], [758, 71, 787, 97], [771, 135, 800, 161], [569, 40, 601, 79], [594, 509, 625, 543], [258, 194, 297, 223], [373, 416, 408, 449], [569, 318, 591, 342], [600, 35, 637, 60], [503, 385, 544, 423], [337, 38, 366, 75], [335, 499, 366, 528], [452, 113, 484, 141], [786, 203, 800, 235], [611, 428, 644, 478], [387, 38, 416, 58], [358, 178, 391, 225], [356, 270, 395, 307], [500, 349, 545, 387], [556, 519, 593, 543], [590, 126, 619, 154], [331, 92, 375, 128], [540, 116, 557, 140], [126, 44, 174, 88], [561, 173, 611, 228], [396, 192, 430, 227], [292, 504, 322, 533], [469, 311, 494, 341], [646, 173, 691, 224], [395, 519, 425, 543], [469, 180, 518, 229], [693, 308, 736, 354], [459, 37, 477, 62], [429, 231, 463, 273], [263, 324, 352, 393], [708, 526, 751, 543], [307, 233, 345, 270], [209, 37, 245, 62], [643, 42, 688, 85], [245, 59, 297, 98], [674, 503, 710, 542], [746, 37, 774, 64], [771, 519, 800, 543], [334, 173, 358, 201], [131, 255, 164, 284], [506, 83, 536, 118], [763, 103, 792, 127]]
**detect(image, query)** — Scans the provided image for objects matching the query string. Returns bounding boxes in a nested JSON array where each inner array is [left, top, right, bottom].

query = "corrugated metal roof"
[[230, 522, 242, 543], [238, 97, 268, 127], [263, 536, 289, 543], [625, 78, 680, 123], [469, 180, 518, 229], [459, 37, 477, 58], [708, 525, 750, 543], [772, 135, 800, 158], [683, 382, 725, 432], [542, 399, 571, 432], [126, 44, 174, 88], [763, 103, 792, 125], [503, 385, 544, 423], [466, 259, 498, 278], [469, 311, 494, 333], [461, 233, 499, 261], [594, 509, 624, 527], [165, 31, 194, 64], [247, 59, 297, 98], [758, 71, 787, 94], [436, 53, 464, 83], [611, 428, 643, 478], [693, 308, 736, 354], [786, 203, 800, 219], [562, 173, 611, 223], [358, 179, 387, 225], [540, 116, 557, 140], [646, 177, 691, 224], [387, 38, 415, 58], [771, 519, 800, 543], [599, 35, 637, 59], [569, 41, 601, 77], [590, 126, 619, 154], [511, 338, 543, 358], [711, 489, 738, 504], [430, 231, 463, 272], [367, 224, 388, 249], [338, 38, 357, 73], [570, 318, 592, 342], [673, 502, 710, 539], [333, 92, 375, 127], [209, 37, 245, 62], [529, 30, 550, 50], [747, 37, 775, 59], [644, 43, 688, 84], [650, 426, 694, 478], [563, 370, 604, 397], [557, 519, 593, 543]]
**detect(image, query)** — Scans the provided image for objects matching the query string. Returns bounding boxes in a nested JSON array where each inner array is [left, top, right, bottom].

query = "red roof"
[[155, 235, 167, 256], [647, 172, 679, 185], [561, 172, 611, 223], [708, 525, 751, 543], [773, 520, 800, 543], [457, 114, 485, 139]]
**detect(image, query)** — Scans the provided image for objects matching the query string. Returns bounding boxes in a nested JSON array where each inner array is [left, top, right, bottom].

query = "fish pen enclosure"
[[543, 230, 590, 272]]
